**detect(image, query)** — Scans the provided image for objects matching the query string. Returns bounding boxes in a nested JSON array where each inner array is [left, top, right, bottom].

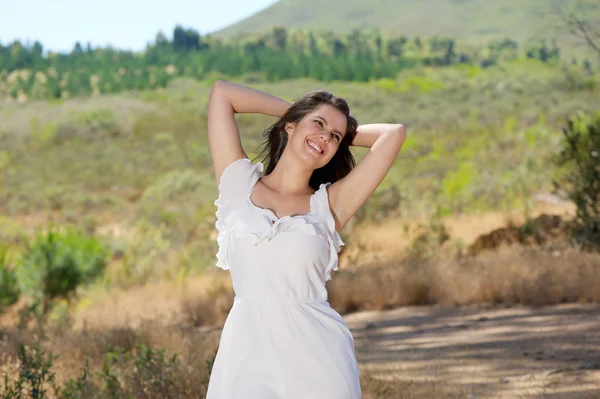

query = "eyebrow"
[[315, 116, 343, 137]]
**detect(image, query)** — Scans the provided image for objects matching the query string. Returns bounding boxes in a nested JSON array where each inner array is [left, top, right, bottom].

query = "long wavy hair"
[[255, 90, 358, 191]]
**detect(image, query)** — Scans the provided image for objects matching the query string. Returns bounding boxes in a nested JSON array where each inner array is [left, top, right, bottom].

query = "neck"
[[262, 152, 315, 196]]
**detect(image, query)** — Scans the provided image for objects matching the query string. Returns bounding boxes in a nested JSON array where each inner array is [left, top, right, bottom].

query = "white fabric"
[[207, 158, 361, 399]]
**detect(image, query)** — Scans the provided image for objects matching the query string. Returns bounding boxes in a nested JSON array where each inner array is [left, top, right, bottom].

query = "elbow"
[[391, 124, 406, 143], [210, 80, 225, 95], [394, 124, 406, 136], [210, 80, 232, 96], [209, 80, 232, 106], [387, 124, 406, 152]]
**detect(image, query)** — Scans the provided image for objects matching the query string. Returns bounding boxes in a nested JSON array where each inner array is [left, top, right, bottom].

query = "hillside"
[[215, 0, 599, 49]]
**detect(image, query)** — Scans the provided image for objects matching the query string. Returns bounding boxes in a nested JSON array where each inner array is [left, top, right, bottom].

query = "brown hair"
[[255, 90, 358, 190]]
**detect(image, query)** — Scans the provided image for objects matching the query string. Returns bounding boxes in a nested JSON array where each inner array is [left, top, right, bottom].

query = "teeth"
[[308, 140, 323, 154]]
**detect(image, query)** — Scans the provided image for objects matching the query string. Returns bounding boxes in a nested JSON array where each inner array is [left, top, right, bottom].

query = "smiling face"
[[285, 103, 348, 169]]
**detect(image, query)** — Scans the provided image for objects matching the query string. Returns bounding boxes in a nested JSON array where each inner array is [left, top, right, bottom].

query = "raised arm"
[[208, 80, 291, 183], [328, 123, 406, 232]]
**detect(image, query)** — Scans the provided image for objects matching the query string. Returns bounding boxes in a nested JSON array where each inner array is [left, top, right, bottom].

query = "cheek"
[[328, 141, 341, 156], [296, 124, 317, 142], [305, 123, 320, 135]]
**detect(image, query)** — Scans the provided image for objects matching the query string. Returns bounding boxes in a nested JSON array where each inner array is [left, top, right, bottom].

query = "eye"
[[315, 120, 323, 127], [334, 134, 341, 141]]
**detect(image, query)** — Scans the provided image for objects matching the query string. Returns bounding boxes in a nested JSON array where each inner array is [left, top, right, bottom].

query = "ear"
[[285, 122, 295, 135]]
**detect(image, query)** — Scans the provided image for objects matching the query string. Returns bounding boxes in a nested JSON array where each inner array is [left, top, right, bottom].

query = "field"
[[1, 58, 600, 397]]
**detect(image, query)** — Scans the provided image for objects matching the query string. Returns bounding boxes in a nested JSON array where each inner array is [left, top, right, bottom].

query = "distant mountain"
[[214, 0, 599, 48]]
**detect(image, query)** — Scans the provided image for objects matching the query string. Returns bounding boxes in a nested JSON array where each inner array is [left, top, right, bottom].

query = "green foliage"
[[0, 63, 598, 285], [0, 216, 27, 244], [442, 161, 478, 198], [0, 150, 9, 170], [137, 170, 215, 228], [2, 64, 599, 223], [0, 22, 573, 101], [397, 75, 445, 93], [118, 343, 180, 396], [372, 78, 398, 93], [354, 184, 403, 224], [15, 225, 109, 313], [113, 221, 171, 287], [2, 345, 59, 399], [76, 109, 119, 133], [59, 361, 95, 399], [216, 0, 598, 55], [1, 343, 196, 399], [54, 109, 121, 144], [554, 112, 600, 250], [0, 244, 20, 312]]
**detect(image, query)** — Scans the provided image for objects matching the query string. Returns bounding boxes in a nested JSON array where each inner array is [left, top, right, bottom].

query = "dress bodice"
[[214, 158, 344, 302]]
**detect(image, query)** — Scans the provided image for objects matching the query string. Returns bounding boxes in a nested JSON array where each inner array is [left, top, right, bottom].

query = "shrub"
[[54, 109, 121, 144], [0, 244, 20, 313], [1, 343, 190, 399], [554, 112, 600, 250], [2, 345, 59, 399], [15, 225, 109, 314], [353, 184, 402, 224]]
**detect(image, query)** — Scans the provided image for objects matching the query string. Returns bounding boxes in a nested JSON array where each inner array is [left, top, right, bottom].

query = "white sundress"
[[206, 158, 361, 399]]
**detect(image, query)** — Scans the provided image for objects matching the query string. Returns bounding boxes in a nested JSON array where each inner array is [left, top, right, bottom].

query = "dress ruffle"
[[214, 158, 264, 270], [313, 183, 345, 281], [214, 159, 344, 281]]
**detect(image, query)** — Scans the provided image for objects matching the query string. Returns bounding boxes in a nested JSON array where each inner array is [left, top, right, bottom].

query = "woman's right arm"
[[208, 80, 291, 183]]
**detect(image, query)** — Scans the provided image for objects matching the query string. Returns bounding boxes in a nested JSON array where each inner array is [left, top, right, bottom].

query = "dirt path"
[[345, 303, 600, 398]]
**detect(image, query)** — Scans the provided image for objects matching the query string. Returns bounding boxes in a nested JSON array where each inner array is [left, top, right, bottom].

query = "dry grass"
[[328, 244, 600, 314], [0, 323, 220, 397], [180, 281, 234, 328], [0, 325, 475, 398], [2, 209, 600, 397], [340, 200, 577, 271], [360, 367, 473, 399]]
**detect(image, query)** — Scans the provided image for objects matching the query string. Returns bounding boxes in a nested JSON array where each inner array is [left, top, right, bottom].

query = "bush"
[[0, 244, 20, 312], [2, 345, 59, 399], [554, 112, 600, 250], [15, 225, 109, 313], [54, 109, 121, 145], [353, 184, 402, 224], [1, 343, 206, 399]]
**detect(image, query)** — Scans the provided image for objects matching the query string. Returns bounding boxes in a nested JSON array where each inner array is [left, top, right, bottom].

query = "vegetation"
[[554, 112, 600, 250], [0, 25, 572, 101], [215, 0, 600, 50], [0, 245, 20, 312], [1, 341, 213, 399], [1, 4, 600, 395], [14, 226, 109, 315]]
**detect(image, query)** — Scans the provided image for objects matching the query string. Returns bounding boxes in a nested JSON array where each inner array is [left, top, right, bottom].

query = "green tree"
[[554, 112, 600, 250], [16, 225, 109, 314]]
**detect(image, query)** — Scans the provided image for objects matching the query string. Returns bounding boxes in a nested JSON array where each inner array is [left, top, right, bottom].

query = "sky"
[[0, 0, 279, 53]]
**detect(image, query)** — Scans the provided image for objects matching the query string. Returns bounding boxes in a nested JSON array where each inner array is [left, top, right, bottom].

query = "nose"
[[319, 130, 332, 143]]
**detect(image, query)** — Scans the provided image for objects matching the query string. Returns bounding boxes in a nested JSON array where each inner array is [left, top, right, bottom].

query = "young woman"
[[206, 80, 406, 399]]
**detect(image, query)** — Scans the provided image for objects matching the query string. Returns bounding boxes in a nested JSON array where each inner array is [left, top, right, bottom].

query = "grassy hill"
[[215, 0, 600, 52]]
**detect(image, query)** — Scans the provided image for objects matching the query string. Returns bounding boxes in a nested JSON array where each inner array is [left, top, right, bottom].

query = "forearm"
[[211, 80, 291, 118], [351, 123, 405, 148]]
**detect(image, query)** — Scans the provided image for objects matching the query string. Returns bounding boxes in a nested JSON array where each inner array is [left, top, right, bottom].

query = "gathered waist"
[[234, 295, 329, 305]]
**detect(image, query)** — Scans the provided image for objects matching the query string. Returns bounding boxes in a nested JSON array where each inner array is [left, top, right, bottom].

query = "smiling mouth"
[[307, 138, 324, 155]]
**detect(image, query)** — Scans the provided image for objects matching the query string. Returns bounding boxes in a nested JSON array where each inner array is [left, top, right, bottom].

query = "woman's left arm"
[[328, 123, 406, 232]]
